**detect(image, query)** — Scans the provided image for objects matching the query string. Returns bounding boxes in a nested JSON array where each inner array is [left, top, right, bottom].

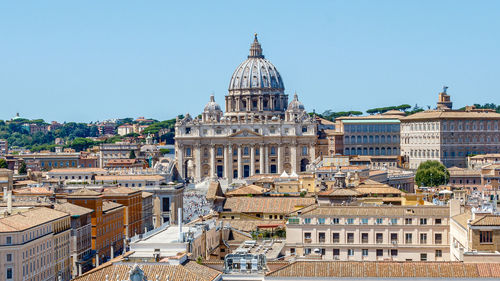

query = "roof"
[[266, 261, 500, 278], [471, 214, 500, 226], [355, 180, 403, 195], [141, 191, 153, 198], [73, 261, 221, 281], [402, 109, 500, 121], [318, 188, 360, 197], [95, 175, 165, 181], [103, 186, 141, 195], [225, 184, 266, 196], [53, 202, 93, 217], [299, 205, 449, 217], [47, 168, 106, 174], [448, 167, 481, 177], [102, 201, 124, 213], [452, 212, 471, 229], [0, 207, 69, 232], [13, 187, 53, 195], [223, 197, 316, 214], [67, 188, 102, 197], [206, 180, 224, 201]]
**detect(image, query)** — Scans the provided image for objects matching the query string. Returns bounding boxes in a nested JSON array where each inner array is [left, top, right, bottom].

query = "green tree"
[[129, 150, 136, 159], [159, 148, 170, 155], [0, 158, 7, 169], [18, 161, 27, 175], [69, 138, 95, 152], [415, 160, 450, 187]]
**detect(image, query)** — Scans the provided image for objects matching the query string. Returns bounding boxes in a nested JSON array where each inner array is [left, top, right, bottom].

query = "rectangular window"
[[362, 249, 368, 256], [390, 218, 398, 225], [318, 218, 326, 225], [376, 249, 383, 257], [332, 218, 340, 224], [480, 231, 493, 244], [304, 232, 312, 241], [436, 250, 442, 257], [376, 218, 383, 224], [6, 253, 12, 262], [376, 233, 383, 244], [435, 218, 442, 225], [361, 218, 369, 225], [288, 218, 299, 224], [405, 218, 412, 225], [347, 233, 354, 243], [435, 233, 442, 244], [390, 233, 398, 244], [7, 268, 12, 279], [420, 233, 427, 244], [304, 218, 311, 224], [332, 233, 340, 243], [405, 233, 413, 244], [347, 249, 354, 256], [318, 232, 326, 243], [6, 236, 12, 245], [333, 249, 340, 258], [391, 249, 398, 256], [362, 233, 369, 243], [346, 218, 354, 225], [420, 218, 427, 225], [420, 253, 427, 261]]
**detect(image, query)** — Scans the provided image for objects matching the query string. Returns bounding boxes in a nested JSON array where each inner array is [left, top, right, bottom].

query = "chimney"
[[178, 207, 183, 242], [7, 190, 12, 215]]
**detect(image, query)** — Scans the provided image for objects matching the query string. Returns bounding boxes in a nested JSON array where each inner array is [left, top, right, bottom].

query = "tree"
[[415, 160, 449, 187], [129, 150, 136, 159], [0, 158, 7, 169], [18, 161, 27, 175]]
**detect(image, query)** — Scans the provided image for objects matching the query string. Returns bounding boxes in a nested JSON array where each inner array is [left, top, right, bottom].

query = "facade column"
[[310, 145, 316, 162], [291, 145, 297, 173], [259, 144, 265, 174], [277, 145, 283, 174], [195, 144, 201, 182], [228, 145, 233, 182], [264, 146, 269, 174], [177, 145, 184, 179], [237, 146, 242, 179], [224, 145, 229, 179], [210, 145, 215, 178], [250, 145, 255, 176]]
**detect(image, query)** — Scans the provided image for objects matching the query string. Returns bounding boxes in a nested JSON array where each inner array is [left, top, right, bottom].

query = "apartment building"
[[400, 90, 500, 169], [47, 168, 107, 182], [336, 110, 405, 157], [0, 139, 7, 157], [99, 142, 140, 168], [450, 201, 500, 262], [53, 202, 93, 277], [286, 205, 450, 262], [65, 189, 125, 266], [95, 174, 166, 188], [468, 153, 500, 169], [102, 187, 143, 238], [0, 207, 71, 281], [142, 192, 154, 232]]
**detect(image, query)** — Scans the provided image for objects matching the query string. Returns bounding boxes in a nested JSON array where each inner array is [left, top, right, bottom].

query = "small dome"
[[228, 34, 284, 92], [287, 93, 305, 111], [204, 95, 222, 113]]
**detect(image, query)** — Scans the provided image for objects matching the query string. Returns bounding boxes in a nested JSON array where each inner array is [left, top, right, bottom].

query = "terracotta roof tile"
[[223, 197, 315, 214]]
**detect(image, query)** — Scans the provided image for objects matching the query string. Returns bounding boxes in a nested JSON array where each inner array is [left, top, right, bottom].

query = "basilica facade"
[[174, 35, 317, 183]]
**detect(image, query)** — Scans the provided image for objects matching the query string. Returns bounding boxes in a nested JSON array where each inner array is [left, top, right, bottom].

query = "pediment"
[[229, 129, 262, 138]]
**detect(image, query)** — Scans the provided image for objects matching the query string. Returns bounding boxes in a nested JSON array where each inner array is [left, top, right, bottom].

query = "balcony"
[[304, 238, 312, 244]]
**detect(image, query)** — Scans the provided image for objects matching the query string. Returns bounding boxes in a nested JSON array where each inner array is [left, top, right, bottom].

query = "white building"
[[175, 35, 317, 183]]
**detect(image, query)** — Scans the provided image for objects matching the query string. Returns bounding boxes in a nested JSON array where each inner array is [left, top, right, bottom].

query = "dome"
[[287, 93, 305, 111], [204, 95, 222, 113], [228, 34, 284, 91]]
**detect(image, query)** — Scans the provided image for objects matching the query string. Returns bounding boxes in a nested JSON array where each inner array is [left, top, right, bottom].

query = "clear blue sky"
[[1, 1, 499, 122]]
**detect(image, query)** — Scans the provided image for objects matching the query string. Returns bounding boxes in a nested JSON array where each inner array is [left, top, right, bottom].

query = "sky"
[[1, 1, 499, 122]]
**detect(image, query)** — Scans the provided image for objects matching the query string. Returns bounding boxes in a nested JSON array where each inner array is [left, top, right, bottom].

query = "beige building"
[[285, 205, 450, 262], [450, 201, 500, 262], [337, 110, 405, 157], [175, 35, 317, 183], [0, 207, 71, 281], [400, 88, 500, 169]]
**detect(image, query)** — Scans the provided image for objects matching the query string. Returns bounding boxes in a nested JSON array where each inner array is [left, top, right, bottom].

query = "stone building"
[[400, 88, 500, 169], [336, 110, 405, 157], [175, 35, 317, 183], [285, 205, 450, 262]]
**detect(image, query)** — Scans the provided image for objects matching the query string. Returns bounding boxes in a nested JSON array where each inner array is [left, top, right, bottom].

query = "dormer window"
[[302, 126, 308, 133], [185, 127, 191, 134]]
